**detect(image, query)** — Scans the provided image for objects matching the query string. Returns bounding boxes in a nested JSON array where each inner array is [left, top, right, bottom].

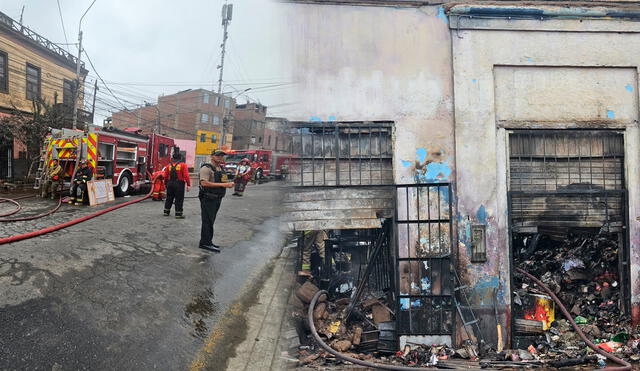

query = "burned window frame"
[[290, 121, 394, 187]]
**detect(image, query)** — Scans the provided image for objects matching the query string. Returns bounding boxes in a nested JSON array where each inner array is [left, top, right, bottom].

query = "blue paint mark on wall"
[[476, 276, 500, 290], [416, 148, 427, 163], [437, 6, 448, 24], [439, 186, 450, 204], [477, 205, 487, 224], [310, 116, 322, 122], [471, 79, 477, 84], [626, 84, 634, 93], [607, 110, 615, 119], [527, 57, 534, 62], [401, 160, 412, 167], [400, 298, 410, 310], [328, 115, 337, 121], [426, 161, 452, 181]]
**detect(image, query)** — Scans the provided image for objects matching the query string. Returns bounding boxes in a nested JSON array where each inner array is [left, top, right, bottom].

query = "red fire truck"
[[224, 149, 293, 180], [40, 126, 175, 196]]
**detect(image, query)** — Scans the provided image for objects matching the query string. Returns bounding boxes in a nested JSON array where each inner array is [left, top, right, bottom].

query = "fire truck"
[[224, 149, 294, 180], [39, 126, 175, 196]]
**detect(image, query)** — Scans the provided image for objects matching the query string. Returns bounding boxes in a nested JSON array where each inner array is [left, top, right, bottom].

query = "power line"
[[82, 48, 128, 111], [56, 0, 70, 54]]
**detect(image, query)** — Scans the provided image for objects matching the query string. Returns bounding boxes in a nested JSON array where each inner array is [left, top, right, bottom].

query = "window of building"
[[203, 93, 209, 104], [26, 63, 40, 100], [211, 134, 217, 143], [258, 136, 262, 143], [200, 133, 206, 142], [275, 136, 279, 150], [268, 136, 271, 146], [0, 51, 7, 93], [250, 136, 256, 144], [158, 143, 168, 157], [215, 96, 221, 106], [213, 115, 220, 125], [63, 79, 74, 106], [201, 113, 209, 123], [224, 98, 231, 109]]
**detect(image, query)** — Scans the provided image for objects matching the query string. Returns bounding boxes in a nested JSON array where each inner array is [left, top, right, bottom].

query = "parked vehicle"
[[224, 149, 294, 181], [39, 126, 175, 196]]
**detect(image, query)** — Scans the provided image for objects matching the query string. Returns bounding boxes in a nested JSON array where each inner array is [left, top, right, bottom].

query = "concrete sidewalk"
[[224, 244, 299, 371]]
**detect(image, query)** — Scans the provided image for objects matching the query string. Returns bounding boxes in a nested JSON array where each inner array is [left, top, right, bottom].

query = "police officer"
[[198, 150, 234, 252], [163, 150, 191, 218], [69, 161, 92, 205]]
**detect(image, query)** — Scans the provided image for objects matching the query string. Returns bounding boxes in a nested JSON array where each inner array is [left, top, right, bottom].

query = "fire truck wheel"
[[116, 173, 133, 197]]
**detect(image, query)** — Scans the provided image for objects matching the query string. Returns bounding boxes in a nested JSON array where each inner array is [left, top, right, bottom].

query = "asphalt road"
[[0, 180, 286, 370]]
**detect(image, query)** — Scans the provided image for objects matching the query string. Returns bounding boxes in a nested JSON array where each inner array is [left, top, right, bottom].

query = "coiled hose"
[[516, 267, 631, 371], [0, 178, 154, 245], [0, 196, 62, 222]]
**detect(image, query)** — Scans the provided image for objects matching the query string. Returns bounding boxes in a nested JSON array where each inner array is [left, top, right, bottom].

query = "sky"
[[2, 0, 295, 123]]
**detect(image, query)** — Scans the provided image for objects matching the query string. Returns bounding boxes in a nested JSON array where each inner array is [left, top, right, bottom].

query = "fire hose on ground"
[[0, 176, 154, 246], [0, 196, 62, 222], [308, 272, 632, 371]]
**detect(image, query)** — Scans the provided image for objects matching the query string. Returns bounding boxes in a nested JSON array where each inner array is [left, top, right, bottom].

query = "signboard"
[[87, 180, 115, 206]]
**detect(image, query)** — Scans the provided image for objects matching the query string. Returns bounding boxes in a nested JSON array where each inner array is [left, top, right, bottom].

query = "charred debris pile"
[[514, 232, 640, 363]]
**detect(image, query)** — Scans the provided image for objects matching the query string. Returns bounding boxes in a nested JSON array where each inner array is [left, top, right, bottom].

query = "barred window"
[[26, 63, 40, 100], [0, 51, 7, 93]]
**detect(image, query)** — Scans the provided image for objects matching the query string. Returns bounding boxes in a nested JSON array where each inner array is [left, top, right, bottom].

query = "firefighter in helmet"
[[232, 158, 252, 197], [41, 159, 63, 199], [69, 160, 93, 206]]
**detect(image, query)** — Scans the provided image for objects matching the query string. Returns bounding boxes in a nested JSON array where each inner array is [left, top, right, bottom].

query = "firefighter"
[[151, 170, 166, 201], [232, 158, 252, 197], [69, 161, 92, 206], [198, 150, 234, 252], [163, 151, 191, 218], [41, 159, 63, 199], [299, 230, 328, 277]]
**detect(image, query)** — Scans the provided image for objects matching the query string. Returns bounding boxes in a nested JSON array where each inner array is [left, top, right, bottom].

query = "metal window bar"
[[395, 183, 454, 336], [508, 130, 625, 231], [290, 121, 393, 187]]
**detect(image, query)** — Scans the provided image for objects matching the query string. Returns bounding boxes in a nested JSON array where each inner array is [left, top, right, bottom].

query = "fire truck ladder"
[[452, 266, 485, 353], [33, 137, 53, 190]]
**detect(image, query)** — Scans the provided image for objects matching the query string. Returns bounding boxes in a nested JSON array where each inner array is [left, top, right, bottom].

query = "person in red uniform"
[[163, 151, 191, 218], [151, 170, 166, 201]]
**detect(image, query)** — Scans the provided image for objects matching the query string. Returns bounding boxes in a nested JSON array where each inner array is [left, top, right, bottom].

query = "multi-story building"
[[231, 102, 267, 150], [282, 0, 640, 350], [111, 88, 236, 166], [263, 116, 292, 153], [0, 11, 88, 179]]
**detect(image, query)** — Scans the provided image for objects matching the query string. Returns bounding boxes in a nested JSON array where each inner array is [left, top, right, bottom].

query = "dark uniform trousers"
[[199, 197, 222, 246], [164, 180, 185, 215]]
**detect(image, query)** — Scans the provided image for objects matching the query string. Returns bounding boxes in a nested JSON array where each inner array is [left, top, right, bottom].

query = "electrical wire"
[[56, 0, 70, 54]]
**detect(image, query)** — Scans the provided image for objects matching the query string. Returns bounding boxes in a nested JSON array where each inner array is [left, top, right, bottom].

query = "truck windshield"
[[225, 154, 247, 162]]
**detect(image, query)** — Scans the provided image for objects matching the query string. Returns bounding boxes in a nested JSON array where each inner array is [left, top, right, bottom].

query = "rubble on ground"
[[291, 233, 640, 369], [514, 233, 640, 364]]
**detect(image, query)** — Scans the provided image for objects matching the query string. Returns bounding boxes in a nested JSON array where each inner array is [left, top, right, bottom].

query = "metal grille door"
[[395, 184, 454, 336], [509, 130, 625, 232]]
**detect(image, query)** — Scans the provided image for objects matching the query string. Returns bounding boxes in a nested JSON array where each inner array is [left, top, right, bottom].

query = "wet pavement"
[[0, 181, 286, 370]]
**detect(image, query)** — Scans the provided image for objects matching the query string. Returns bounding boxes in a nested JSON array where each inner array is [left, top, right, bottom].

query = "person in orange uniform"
[[151, 170, 166, 201], [163, 151, 191, 218]]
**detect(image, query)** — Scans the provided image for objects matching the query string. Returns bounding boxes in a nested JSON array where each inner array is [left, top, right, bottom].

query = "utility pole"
[[218, 2, 232, 148], [19, 6, 25, 26], [72, 0, 97, 130], [90, 80, 98, 121]]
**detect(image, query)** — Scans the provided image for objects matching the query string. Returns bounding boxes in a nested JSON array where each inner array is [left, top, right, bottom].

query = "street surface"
[[0, 181, 286, 370]]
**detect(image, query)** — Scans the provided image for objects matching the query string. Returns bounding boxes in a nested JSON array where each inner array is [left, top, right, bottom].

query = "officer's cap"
[[211, 150, 226, 156]]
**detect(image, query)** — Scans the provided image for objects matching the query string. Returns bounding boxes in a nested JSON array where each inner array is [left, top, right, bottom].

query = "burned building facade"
[[282, 0, 640, 353]]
